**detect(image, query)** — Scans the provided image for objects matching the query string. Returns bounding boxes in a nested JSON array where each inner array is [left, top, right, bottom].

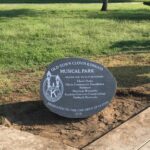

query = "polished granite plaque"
[[40, 58, 117, 118]]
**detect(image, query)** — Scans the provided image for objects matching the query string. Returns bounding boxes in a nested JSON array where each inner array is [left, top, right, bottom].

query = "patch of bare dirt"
[[0, 54, 149, 148], [0, 86, 149, 149]]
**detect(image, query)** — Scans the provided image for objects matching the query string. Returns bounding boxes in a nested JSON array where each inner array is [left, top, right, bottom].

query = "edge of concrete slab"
[[138, 140, 150, 150], [83, 107, 150, 150], [0, 125, 78, 150]]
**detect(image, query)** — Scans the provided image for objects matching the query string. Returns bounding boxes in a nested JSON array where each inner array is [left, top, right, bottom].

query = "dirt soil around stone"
[[0, 86, 149, 149], [0, 54, 150, 149]]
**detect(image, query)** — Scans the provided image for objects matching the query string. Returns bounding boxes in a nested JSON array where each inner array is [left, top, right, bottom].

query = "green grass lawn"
[[0, 3, 150, 71], [0, 0, 150, 3]]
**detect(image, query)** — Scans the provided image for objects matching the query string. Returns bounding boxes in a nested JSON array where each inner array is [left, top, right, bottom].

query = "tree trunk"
[[101, 0, 108, 11]]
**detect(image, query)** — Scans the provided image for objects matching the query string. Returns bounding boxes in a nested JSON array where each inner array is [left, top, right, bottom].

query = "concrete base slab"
[[139, 141, 150, 150], [83, 108, 150, 150], [0, 126, 77, 150]]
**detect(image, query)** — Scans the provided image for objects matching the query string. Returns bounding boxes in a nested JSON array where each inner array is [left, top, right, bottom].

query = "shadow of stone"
[[0, 100, 84, 126]]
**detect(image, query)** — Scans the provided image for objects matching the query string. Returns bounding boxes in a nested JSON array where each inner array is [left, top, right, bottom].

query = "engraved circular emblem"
[[42, 71, 64, 103]]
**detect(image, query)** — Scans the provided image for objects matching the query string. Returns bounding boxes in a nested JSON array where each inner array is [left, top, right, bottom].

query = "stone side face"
[[0, 126, 77, 150]]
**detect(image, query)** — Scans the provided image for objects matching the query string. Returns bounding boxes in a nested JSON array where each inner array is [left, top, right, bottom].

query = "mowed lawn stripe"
[[0, 3, 150, 71]]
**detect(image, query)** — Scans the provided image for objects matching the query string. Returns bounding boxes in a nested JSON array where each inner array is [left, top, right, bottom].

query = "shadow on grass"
[[0, 0, 140, 3], [0, 8, 150, 21], [88, 9, 150, 21], [109, 65, 150, 88], [110, 40, 150, 53], [0, 9, 39, 18], [0, 0, 99, 3]]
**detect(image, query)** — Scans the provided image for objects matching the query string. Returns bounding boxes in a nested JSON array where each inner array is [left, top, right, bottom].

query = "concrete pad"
[[83, 108, 150, 150], [0, 126, 77, 150], [139, 141, 150, 150]]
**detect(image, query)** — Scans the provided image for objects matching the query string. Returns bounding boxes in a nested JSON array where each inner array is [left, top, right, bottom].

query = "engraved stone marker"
[[40, 58, 117, 118]]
